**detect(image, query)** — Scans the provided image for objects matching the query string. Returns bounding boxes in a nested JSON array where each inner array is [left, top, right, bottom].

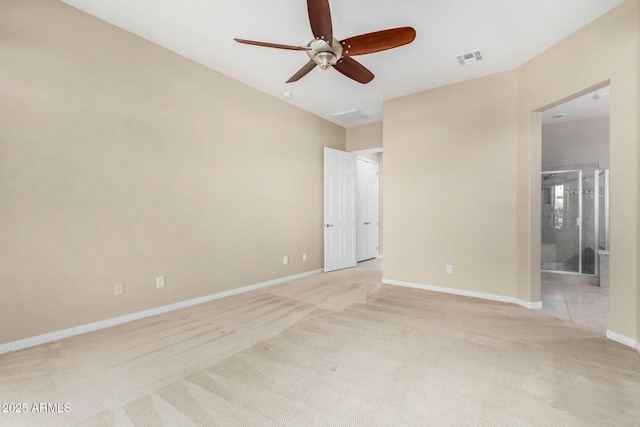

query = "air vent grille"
[[331, 109, 371, 124], [457, 49, 484, 65]]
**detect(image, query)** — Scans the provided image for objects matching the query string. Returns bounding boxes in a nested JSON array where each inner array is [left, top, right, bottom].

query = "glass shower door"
[[541, 172, 580, 272], [581, 171, 596, 274], [598, 170, 608, 251]]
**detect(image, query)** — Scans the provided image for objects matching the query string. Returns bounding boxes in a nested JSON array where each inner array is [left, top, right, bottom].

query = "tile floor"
[[362, 258, 609, 333], [541, 280, 609, 332]]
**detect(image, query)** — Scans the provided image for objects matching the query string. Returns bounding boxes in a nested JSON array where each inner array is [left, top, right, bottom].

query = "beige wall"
[[384, 70, 519, 297], [516, 0, 638, 340], [0, 0, 344, 345], [542, 117, 610, 169], [637, 0, 640, 351], [384, 0, 639, 343], [346, 123, 383, 151]]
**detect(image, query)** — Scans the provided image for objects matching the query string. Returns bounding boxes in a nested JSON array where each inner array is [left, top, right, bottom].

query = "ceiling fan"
[[234, 0, 416, 84]]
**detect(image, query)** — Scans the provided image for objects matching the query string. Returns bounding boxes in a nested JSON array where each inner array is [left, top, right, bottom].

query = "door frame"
[[356, 156, 380, 262], [541, 168, 605, 276], [323, 147, 383, 272], [352, 147, 383, 262]]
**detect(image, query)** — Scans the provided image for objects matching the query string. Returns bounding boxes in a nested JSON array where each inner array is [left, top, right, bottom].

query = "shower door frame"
[[541, 168, 609, 276]]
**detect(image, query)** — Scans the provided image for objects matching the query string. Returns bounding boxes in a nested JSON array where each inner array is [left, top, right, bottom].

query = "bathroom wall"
[[542, 116, 610, 169]]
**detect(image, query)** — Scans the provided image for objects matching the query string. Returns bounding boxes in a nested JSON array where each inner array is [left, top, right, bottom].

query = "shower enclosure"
[[541, 168, 609, 276]]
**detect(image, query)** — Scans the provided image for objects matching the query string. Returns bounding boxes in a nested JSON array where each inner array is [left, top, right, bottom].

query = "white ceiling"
[[60, 0, 624, 128], [542, 86, 610, 125]]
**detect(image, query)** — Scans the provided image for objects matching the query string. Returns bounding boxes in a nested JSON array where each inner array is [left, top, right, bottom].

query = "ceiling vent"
[[331, 109, 371, 124], [456, 49, 484, 65]]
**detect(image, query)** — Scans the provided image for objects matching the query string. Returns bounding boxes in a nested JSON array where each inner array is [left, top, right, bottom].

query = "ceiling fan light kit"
[[234, 0, 416, 84], [308, 39, 343, 70]]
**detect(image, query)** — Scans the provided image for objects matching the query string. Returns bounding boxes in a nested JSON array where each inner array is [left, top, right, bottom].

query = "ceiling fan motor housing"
[[307, 38, 343, 70]]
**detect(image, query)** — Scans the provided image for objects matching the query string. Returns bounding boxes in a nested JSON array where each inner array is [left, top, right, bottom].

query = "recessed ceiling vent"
[[331, 109, 371, 124], [457, 49, 484, 65]]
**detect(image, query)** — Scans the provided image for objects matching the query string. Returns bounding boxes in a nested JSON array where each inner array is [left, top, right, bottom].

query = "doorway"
[[356, 156, 379, 262], [539, 85, 610, 332], [323, 147, 382, 272], [353, 148, 382, 267]]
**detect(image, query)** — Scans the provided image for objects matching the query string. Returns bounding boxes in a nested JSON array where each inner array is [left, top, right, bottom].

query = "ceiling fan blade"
[[307, 0, 333, 42], [341, 27, 416, 57], [234, 38, 311, 51], [286, 60, 318, 83], [333, 57, 374, 84]]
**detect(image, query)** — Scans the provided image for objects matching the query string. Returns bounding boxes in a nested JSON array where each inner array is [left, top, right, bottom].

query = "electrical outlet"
[[156, 276, 165, 289], [446, 265, 453, 274], [283, 256, 289, 265], [303, 253, 307, 262], [114, 283, 124, 296]]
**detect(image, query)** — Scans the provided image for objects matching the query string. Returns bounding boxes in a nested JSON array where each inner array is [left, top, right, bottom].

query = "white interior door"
[[324, 147, 356, 272], [356, 157, 379, 262]]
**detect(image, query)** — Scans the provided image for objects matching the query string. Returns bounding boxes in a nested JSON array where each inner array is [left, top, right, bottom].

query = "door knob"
[[325, 224, 334, 228], [364, 222, 371, 225]]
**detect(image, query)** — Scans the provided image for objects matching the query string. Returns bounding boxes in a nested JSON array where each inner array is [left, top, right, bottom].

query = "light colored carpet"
[[1, 262, 639, 426]]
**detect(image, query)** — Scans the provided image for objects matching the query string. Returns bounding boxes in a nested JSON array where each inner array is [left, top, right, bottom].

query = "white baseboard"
[[516, 299, 543, 309], [606, 330, 639, 349], [0, 269, 322, 356], [382, 278, 543, 310]]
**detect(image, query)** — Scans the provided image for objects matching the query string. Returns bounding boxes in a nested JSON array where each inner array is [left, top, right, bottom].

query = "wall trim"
[[606, 330, 639, 349], [516, 299, 544, 309], [382, 278, 543, 310], [0, 269, 322, 356]]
